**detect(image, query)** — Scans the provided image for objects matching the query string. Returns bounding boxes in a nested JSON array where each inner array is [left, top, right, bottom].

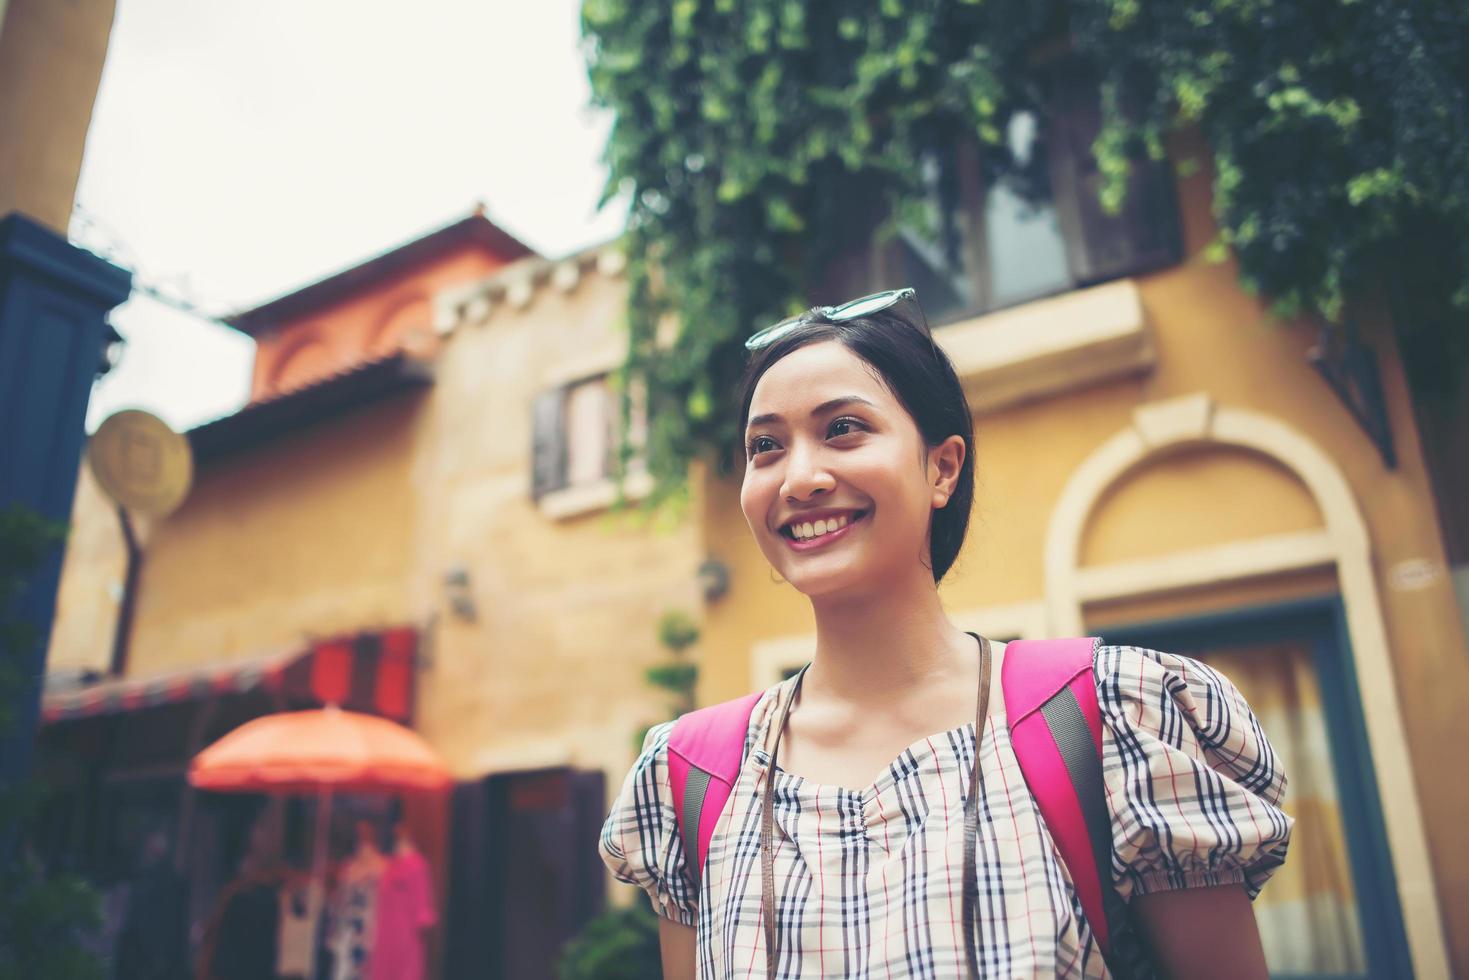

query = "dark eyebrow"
[[746, 396, 879, 431]]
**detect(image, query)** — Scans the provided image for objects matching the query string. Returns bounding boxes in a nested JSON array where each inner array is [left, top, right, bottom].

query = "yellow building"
[[39, 128, 1469, 980], [693, 127, 1469, 978], [40, 211, 703, 977]]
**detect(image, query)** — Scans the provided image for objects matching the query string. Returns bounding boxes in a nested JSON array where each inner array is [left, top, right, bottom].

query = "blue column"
[[0, 211, 131, 789]]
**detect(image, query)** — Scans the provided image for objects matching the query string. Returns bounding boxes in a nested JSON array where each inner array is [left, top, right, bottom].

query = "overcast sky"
[[75, 0, 625, 433]]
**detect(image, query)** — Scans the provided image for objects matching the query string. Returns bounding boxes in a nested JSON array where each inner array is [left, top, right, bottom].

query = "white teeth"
[[790, 514, 857, 541]]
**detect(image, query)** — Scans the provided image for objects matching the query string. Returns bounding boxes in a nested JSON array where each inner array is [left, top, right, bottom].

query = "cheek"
[[738, 470, 767, 527]]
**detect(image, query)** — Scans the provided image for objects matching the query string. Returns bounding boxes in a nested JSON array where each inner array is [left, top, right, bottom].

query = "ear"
[[927, 434, 966, 509]]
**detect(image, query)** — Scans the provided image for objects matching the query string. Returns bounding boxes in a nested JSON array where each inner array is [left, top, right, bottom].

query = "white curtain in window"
[[1198, 641, 1368, 976], [565, 378, 609, 486]]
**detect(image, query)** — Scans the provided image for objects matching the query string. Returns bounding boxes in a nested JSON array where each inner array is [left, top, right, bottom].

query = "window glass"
[[984, 112, 1070, 307], [894, 112, 1070, 322]]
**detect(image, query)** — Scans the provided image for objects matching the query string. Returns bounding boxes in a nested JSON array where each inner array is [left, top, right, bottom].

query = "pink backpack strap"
[[1002, 637, 1126, 959], [668, 691, 763, 895]]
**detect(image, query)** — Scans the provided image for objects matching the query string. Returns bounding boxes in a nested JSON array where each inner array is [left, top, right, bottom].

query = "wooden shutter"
[[1045, 59, 1181, 285], [530, 387, 567, 500]]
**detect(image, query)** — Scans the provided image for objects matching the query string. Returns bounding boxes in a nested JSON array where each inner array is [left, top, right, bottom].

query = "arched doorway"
[[1044, 392, 1447, 978]]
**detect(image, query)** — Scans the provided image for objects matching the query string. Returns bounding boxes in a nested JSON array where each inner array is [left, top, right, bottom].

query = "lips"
[[780, 510, 867, 551]]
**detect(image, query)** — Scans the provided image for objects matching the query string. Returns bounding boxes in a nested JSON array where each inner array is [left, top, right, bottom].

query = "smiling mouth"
[[779, 510, 868, 543]]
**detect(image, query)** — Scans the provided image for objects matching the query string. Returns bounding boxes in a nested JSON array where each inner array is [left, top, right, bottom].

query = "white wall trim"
[[537, 469, 653, 522], [1075, 530, 1337, 602], [1043, 391, 1450, 979], [539, 347, 627, 391], [938, 278, 1156, 416]]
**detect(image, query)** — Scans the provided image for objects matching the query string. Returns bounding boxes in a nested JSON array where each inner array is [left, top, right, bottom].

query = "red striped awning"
[[41, 626, 418, 725]]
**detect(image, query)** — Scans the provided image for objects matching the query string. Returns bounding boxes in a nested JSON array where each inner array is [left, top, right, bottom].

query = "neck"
[[803, 564, 971, 706]]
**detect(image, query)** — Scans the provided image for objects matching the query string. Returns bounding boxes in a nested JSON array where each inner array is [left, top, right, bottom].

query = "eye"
[[829, 416, 867, 438], [746, 435, 779, 458]]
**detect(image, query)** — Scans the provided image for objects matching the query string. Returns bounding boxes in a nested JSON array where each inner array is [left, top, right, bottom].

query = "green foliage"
[[582, 0, 1469, 505], [556, 903, 663, 980], [646, 608, 700, 717], [0, 503, 105, 980], [656, 609, 700, 654], [0, 505, 67, 733], [0, 854, 105, 980], [643, 662, 699, 698]]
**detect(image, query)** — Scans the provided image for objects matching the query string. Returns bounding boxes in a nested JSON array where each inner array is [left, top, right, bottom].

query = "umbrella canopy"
[[189, 705, 452, 794]]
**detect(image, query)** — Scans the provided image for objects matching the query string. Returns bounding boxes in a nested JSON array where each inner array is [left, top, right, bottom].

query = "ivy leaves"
[[583, 0, 1469, 511]]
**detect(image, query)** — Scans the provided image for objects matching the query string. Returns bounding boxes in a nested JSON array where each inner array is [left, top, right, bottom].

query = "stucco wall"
[[695, 129, 1469, 973], [49, 395, 426, 678], [0, 0, 115, 231], [406, 268, 703, 779], [250, 248, 513, 400], [47, 253, 703, 792]]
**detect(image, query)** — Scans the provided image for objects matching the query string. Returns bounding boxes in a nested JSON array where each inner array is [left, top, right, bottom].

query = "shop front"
[[34, 626, 438, 976]]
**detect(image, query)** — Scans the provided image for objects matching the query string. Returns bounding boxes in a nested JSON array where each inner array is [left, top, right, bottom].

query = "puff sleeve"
[[1096, 644, 1294, 901], [598, 719, 698, 926]]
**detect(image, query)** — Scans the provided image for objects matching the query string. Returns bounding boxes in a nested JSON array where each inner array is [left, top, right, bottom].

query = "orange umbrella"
[[190, 705, 451, 793], [190, 705, 451, 937]]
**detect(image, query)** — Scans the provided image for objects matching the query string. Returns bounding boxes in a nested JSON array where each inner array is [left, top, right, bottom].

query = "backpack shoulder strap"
[[1002, 637, 1122, 956], [668, 690, 763, 895]]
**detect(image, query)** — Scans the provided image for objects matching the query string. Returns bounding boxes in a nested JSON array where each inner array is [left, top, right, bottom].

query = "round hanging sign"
[[87, 409, 194, 517]]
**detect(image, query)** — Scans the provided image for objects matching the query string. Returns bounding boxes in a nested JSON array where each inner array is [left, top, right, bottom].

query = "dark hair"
[[735, 307, 976, 583]]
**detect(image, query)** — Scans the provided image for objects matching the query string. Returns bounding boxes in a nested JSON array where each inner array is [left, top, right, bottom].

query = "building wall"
[[407, 263, 703, 780], [48, 395, 425, 677], [47, 466, 127, 676], [696, 129, 1469, 975], [0, 0, 115, 232], [47, 245, 703, 785], [249, 248, 513, 401]]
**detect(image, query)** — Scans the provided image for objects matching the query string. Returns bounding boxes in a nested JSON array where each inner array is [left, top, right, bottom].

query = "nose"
[[779, 440, 835, 501]]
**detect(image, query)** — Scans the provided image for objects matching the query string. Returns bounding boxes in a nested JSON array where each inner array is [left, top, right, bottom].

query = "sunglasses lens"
[[746, 288, 925, 350], [830, 288, 916, 321], [745, 315, 803, 350]]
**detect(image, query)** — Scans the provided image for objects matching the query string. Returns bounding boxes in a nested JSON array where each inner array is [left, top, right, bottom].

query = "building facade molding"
[[939, 278, 1157, 417], [1042, 391, 1450, 979]]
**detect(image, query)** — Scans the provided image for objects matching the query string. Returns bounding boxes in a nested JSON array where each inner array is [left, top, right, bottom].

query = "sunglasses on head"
[[744, 287, 929, 351]]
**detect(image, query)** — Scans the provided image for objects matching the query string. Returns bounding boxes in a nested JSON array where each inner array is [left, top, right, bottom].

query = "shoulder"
[[1090, 643, 1294, 898], [1092, 643, 1272, 765]]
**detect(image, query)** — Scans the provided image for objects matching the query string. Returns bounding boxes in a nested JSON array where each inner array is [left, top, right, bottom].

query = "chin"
[[787, 566, 876, 602]]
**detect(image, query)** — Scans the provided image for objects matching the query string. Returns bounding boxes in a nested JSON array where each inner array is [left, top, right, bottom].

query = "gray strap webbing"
[[681, 766, 712, 893], [1039, 686, 1131, 963]]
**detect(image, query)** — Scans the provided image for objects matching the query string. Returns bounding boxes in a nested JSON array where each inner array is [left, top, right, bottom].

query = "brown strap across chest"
[[759, 634, 991, 979]]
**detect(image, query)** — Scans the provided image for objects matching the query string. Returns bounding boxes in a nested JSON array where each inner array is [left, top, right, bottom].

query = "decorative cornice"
[[432, 239, 626, 337]]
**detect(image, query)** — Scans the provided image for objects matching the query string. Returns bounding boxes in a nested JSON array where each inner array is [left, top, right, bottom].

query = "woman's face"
[[740, 340, 960, 599]]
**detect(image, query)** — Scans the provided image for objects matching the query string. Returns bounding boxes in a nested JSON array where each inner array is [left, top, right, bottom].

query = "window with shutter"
[[531, 373, 649, 505]]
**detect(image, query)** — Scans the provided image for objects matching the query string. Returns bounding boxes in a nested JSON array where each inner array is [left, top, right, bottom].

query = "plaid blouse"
[[599, 644, 1292, 978]]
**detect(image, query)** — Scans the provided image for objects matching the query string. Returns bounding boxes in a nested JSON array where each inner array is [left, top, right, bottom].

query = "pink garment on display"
[[369, 849, 436, 980]]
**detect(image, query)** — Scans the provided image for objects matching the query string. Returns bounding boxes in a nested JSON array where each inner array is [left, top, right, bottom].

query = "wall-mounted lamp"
[[97, 318, 126, 380], [698, 557, 730, 602], [443, 564, 478, 623]]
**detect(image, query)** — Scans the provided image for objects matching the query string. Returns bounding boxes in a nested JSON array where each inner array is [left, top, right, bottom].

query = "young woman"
[[600, 289, 1292, 979]]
